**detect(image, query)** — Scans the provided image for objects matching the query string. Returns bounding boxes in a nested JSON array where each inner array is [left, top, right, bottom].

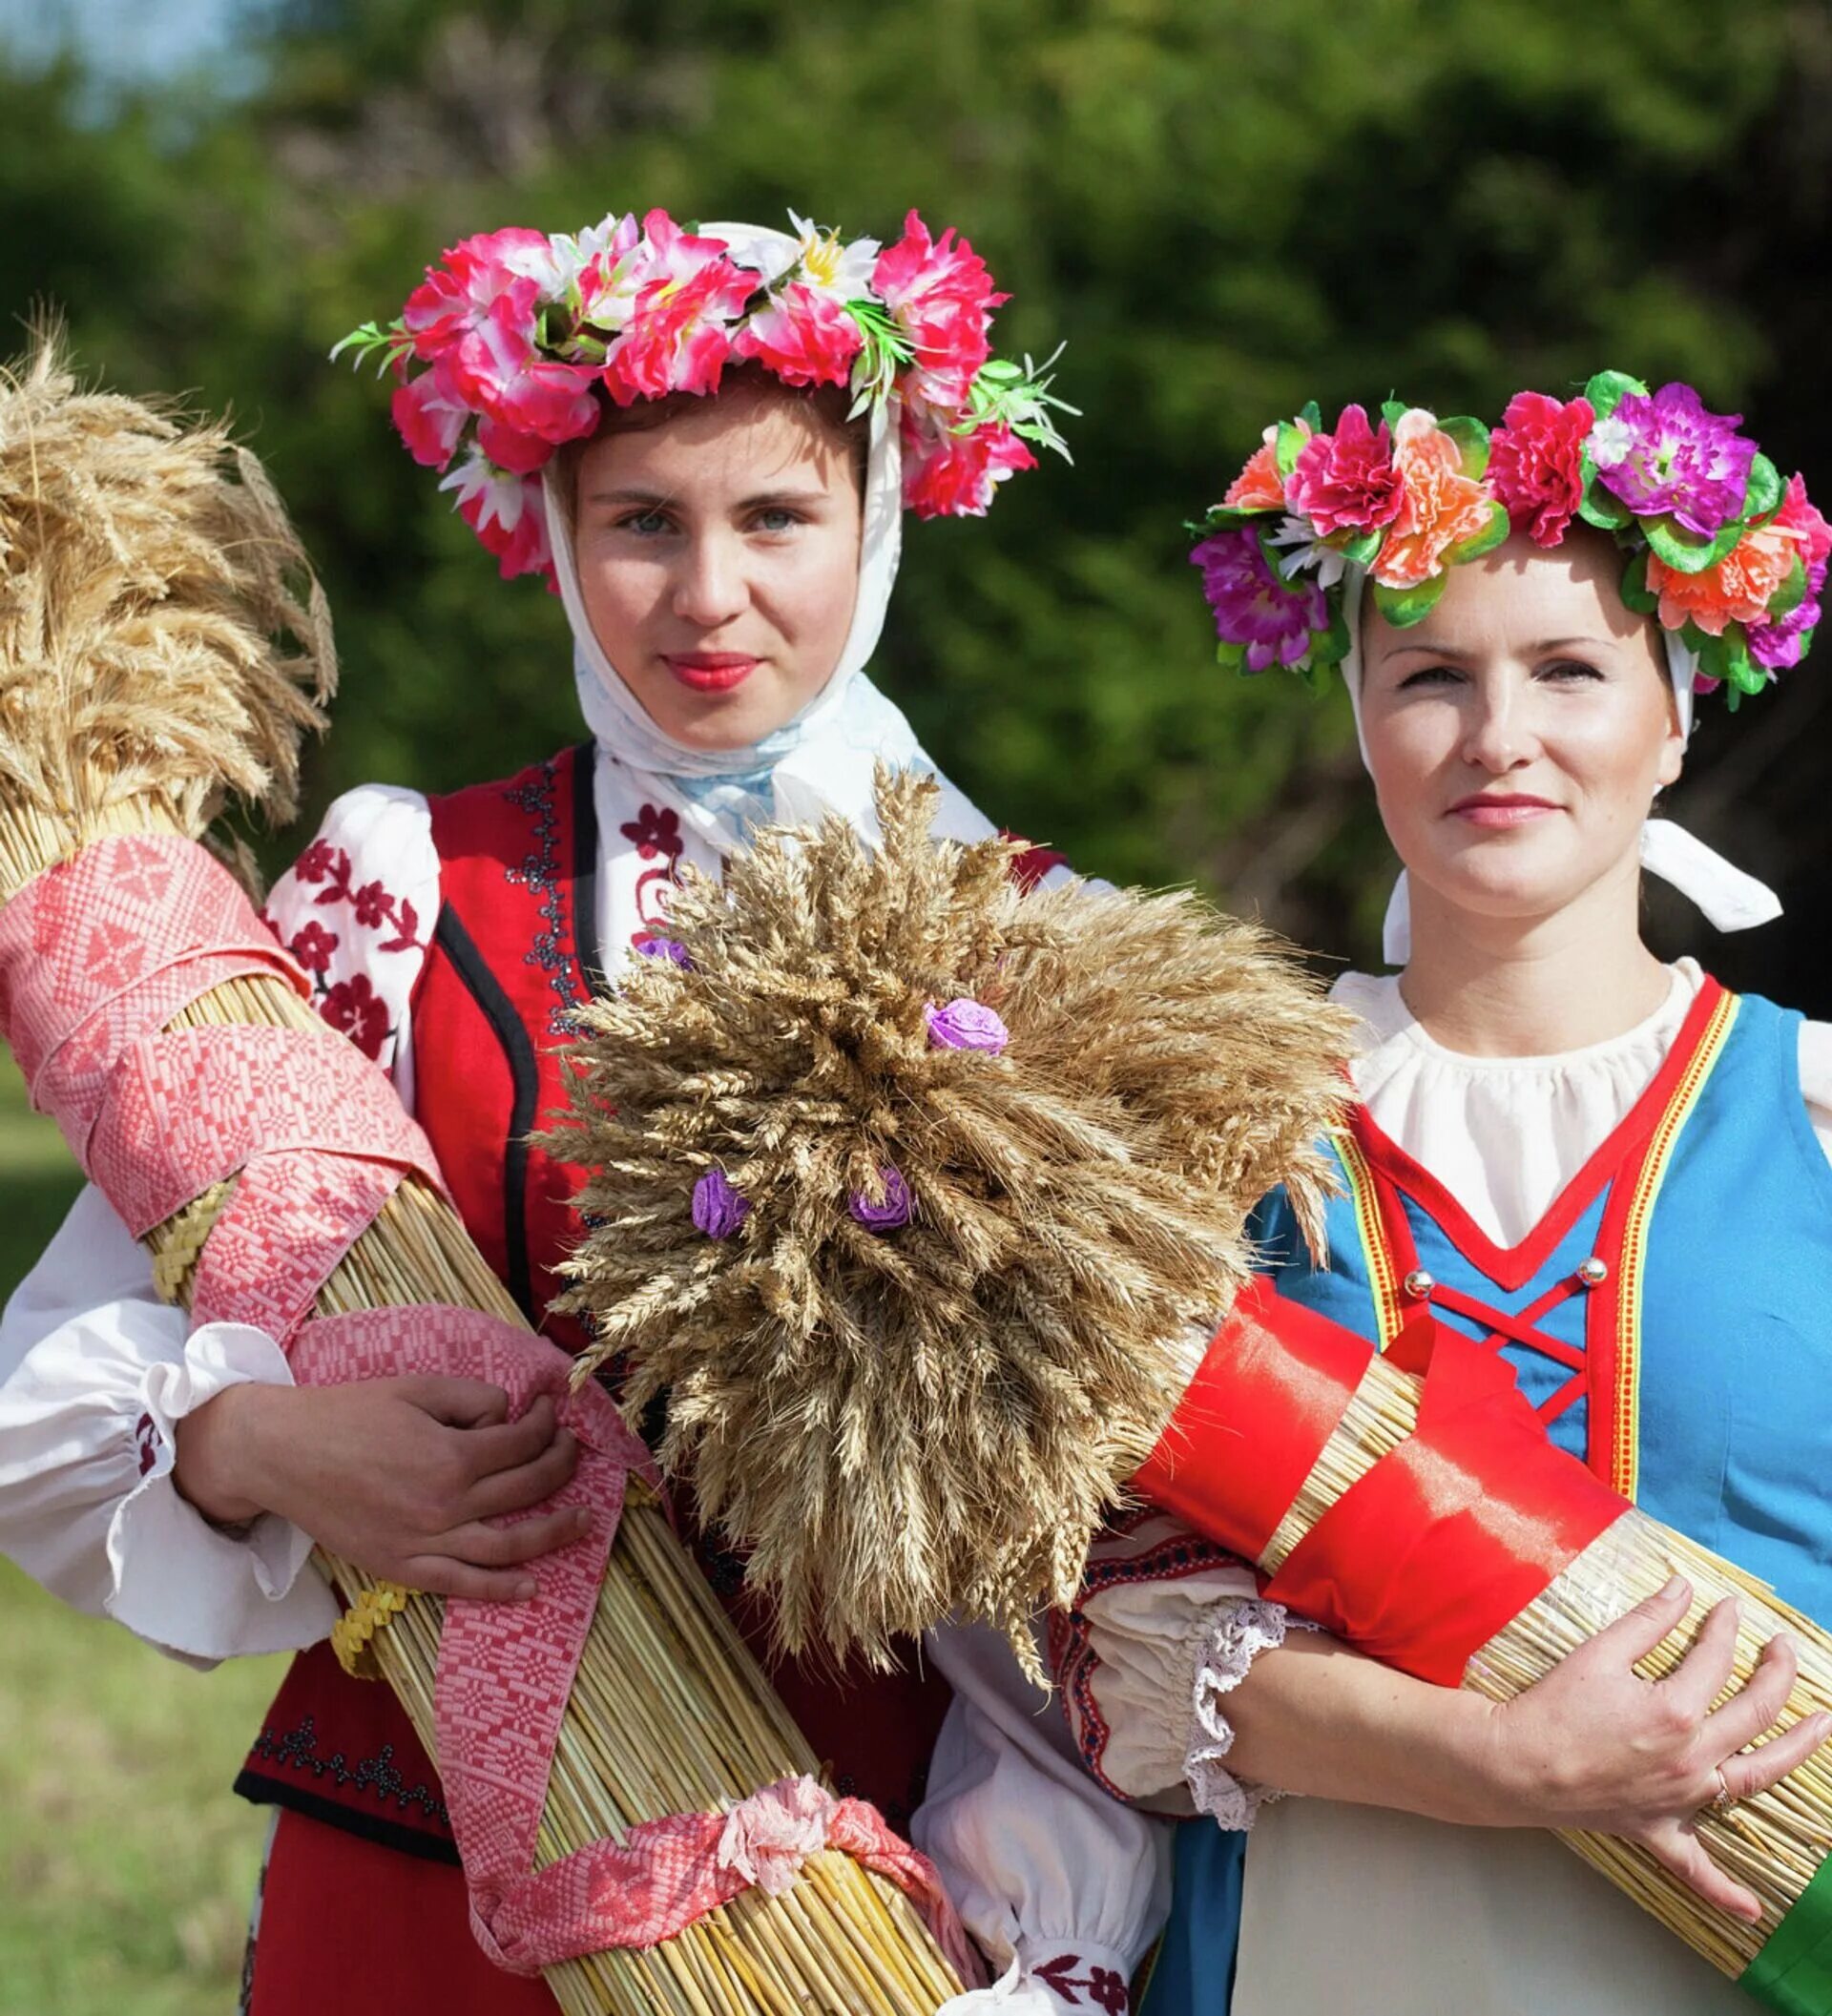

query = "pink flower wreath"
[[337, 209, 1072, 584]]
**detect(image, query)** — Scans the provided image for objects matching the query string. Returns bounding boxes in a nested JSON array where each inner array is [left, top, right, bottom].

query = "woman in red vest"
[[0, 209, 1075, 2014]]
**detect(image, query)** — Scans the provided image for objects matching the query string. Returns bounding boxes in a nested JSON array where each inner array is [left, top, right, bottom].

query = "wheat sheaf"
[[555, 770, 1354, 1672]]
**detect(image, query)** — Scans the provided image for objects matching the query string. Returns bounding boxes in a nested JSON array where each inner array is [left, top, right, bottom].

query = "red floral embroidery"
[[320, 974, 390, 1060], [620, 802, 683, 861], [134, 1410, 161, 1478], [1034, 1955, 1132, 2013], [288, 921, 339, 974], [351, 880, 392, 929], [619, 801, 686, 939], [293, 838, 341, 885]]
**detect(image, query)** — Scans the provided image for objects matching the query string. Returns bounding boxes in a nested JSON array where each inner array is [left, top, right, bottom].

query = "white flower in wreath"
[[1267, 512, 1349, 590]]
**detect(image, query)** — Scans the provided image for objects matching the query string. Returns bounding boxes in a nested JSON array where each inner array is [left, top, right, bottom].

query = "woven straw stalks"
[[555, 773, 1354, 1674], [0, 338, 964, 2015], [1263, 1350, 1832, 1979]]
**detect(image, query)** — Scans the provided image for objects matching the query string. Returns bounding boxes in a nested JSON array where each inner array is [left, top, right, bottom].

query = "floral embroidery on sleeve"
[[1033, 1954, 1132, 2012]]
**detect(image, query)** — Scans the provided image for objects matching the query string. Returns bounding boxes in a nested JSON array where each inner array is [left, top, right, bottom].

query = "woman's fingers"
[[458, 1392, 563, 1480], [1701, 1633, 1800, 1756], [437, 1502, 593, 1570], [1639, 1819, 1764, 1924], [1720, 1712, 1832, 1802], [1590, 1574, 1693, 1668], [403, 1555, 542, 1604], [1656, 1597, 1741, 1721], [465, 1427, 581, 1521], [406, 1376, 513, 1429]]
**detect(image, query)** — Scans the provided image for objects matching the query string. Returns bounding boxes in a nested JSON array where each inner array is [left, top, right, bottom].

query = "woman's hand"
[[1474, 1574, 1832, 1920], [175, 1376, 590, 1600]]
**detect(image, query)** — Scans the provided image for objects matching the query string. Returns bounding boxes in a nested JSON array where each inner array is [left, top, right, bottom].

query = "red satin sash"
[[1135, 1283, 1627, 1686]]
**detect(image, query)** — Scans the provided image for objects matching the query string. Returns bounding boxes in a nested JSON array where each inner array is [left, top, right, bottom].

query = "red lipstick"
[[663, 652, 759, 694], [1447, 792, 1559, 827]]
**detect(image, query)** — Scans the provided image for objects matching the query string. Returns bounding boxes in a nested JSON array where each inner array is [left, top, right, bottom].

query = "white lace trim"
[[1183, 1597, 1310, 1831]]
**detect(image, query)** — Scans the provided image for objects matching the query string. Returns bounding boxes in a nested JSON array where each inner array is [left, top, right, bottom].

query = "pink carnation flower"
[[1286, 405, 1404, 536], [1488, 390, 1594, 548], [732, 281, 864, 388], [449, 282, 601, 445], [401, 226, 559, 362], [873, 211, 1006, 412], [1373, 409, 1497, 590], [901, 415, 1035, 517], [439, 452, 553, 582], [391, 360, 470, 470], [600, 212, 758, 405]]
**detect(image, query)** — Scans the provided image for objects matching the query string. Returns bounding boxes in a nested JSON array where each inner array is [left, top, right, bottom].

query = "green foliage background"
[[5, 4, 1832, 2008], [7, 0, 1832, 984]]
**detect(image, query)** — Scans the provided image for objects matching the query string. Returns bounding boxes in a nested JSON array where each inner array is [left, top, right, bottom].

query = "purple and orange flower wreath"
[[1192, 370, 1830, 706], [335, 209, 1072, 586]]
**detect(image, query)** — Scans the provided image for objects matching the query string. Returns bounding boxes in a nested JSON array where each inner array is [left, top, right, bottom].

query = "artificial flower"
[[1488, 389, 1594, 547], [600, 216, 758, 405], [901, 416, 1035, 517], [438, 451, 553, 582], [692, 1168, 750, 1240], [1286, 405, 1404, 536], [390, 361, 470, 470], [1372, 409, 1495, 590], [873, 211, 1006, 411], [1590, 382, 1758, 539], [1191, 527, 1327, 670], [1650, 472, 1830, 636], [400, 226, 559, 361], [450, 284, 602, 444], [732, 283, 864, 388], [1221, 423, 1297, 512], [925, 998, 1010, 1053]]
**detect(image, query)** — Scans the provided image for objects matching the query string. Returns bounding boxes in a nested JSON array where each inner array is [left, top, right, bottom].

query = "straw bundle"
[[555, 771, 1354, 1671], [0, 339, 965, 2015], [1262, 1350, 1832, 1985]]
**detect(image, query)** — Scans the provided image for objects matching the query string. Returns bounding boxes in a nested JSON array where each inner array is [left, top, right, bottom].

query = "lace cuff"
[[1184, 1599, 1316, 1830]]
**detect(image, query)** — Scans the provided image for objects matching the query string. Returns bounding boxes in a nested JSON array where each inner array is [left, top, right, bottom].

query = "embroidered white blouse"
[[913, 961, 1832, 2013]]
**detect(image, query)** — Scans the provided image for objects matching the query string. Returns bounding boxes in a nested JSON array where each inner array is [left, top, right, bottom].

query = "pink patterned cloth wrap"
[[0, 832, 976, 1985]]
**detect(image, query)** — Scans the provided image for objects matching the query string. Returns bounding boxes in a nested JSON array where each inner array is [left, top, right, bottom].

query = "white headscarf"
[[545, 222, 996, 862], [1335, 564, 1783, 966]]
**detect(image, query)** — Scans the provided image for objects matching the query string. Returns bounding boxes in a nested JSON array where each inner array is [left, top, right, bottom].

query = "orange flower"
[[1648, 500, 1812, 635], [1373, 409, 1495, 589], [1222, 420, 1305, 512]]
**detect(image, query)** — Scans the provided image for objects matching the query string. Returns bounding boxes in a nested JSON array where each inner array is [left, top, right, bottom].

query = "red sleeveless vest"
[[239, 745, 1064, 1861]]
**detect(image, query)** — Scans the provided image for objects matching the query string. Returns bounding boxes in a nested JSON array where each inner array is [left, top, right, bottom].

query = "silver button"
[[1577, 1256, 1609, 1286], [1404, 1269, 1435, 1299]]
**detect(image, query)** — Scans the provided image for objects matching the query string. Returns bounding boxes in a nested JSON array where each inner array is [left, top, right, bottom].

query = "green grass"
[[2, 1058, 289, 2015]]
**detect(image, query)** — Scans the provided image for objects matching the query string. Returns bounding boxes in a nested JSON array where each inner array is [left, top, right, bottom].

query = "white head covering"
[[1335, 563, 1783, 966], [545, 221, 996, 861]]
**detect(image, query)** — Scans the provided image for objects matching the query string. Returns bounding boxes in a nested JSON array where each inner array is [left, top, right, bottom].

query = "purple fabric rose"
[[1589, 383, 1758, 538], [924, 997, 1010, 1054], [1746, 556, 1826, 671], [848, 1166, 911, 1232], [635, 936, 692, 966], [692, 1168, 750, 1239], [1190, 528, 1326, 672]]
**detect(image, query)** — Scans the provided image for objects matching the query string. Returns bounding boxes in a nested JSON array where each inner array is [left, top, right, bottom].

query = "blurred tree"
[[4, 0, 1830, 1001]]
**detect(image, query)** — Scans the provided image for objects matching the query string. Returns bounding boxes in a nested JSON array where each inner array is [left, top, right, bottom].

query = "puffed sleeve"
[[914, 1620, 1174, 2013], [0, 783, 438, 1664]]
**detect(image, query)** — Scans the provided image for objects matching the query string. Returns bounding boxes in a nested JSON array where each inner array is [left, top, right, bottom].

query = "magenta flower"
[[449, 283, 601, 446], [1191, 528, 1327, 671], [1746, 477, 1832, 670], [901, 415, 1035, 518], [1589, 383, 1758, 538], [600, 214, 757, 406], [732, 282, 864, 389], [692, 1168, 750, 1240], [438, 454, 552, 583], [390, 361, 471, 471], [924, 998, 1010, 1054], [873, 211, 1006, 411], [848, 1166, 912, 1232], [400, 225, 557, 362], [1285, 405, 1404, 536], [635, 936, 693, 966], [1488, 390, 1594, 548]]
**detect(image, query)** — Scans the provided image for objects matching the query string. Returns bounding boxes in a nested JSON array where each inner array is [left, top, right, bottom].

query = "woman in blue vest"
[[0, 209, 1097, 2015], [918, 379, 1832, 2014]]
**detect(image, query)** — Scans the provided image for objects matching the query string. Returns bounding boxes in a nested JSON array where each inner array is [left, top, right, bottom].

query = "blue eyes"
[[612, 509, 804, 538]]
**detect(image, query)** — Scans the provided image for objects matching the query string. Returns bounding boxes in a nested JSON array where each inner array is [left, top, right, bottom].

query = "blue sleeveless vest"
[[1140, 978, 1832, 2015]]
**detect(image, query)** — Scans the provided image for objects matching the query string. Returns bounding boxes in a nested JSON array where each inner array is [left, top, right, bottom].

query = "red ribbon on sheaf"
[[1136, 1279, 1627, 1687]]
